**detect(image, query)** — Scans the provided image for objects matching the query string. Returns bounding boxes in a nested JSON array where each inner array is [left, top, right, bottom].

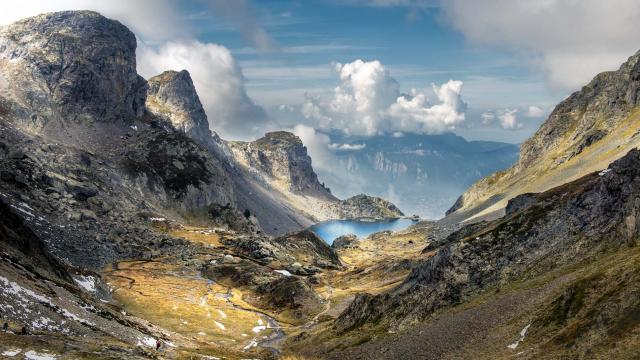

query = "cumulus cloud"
[[138, 41, 271, 139], [481, 109, 523, 130], [497, 109, 522, 130], [440, 0, 640, 90], [526, 105, 545, 118], [302, 59, 467, 136], [291, 125, 335, 172]]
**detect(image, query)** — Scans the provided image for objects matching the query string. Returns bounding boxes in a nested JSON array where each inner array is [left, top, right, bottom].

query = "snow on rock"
[[599, 168, 612, 176], [73, 275, 96, 293], [137, 336, 157, 348], [243, 339, 258, 351], [1, 349, 21, 357], [252, 325, 266, 333], [507, 323, 531, 349], [24, 351, 58, 360], [216, 309, 227, 319], [0, 275, 54, 307], [274, 270, 292, 277]]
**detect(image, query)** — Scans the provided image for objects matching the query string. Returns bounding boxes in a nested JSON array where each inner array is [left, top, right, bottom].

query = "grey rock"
[[146, 70, 210, 142], [0, 11, 147, 130], [332, 234, 358, 249]]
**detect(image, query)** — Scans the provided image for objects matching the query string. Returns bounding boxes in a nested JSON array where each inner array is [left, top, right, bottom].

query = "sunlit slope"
[[447, 50, 640, 223]]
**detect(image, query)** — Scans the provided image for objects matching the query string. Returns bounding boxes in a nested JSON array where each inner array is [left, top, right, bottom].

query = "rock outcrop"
[[337, 194, 404, 219], [230, 131, 334, 198], [447, 50, 640, 222], [146, 70, 211, 142], [230, 132, 404, 223], [0, 11, 146, 132]]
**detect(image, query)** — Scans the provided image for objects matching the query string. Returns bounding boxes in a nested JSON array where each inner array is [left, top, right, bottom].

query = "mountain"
[[446, 50, 640, 223], [298, 149, 640, 359], [229, 131, 404, 224], [279, 48, 640, 360], [317, 132, 519, 218], [0, 11, 402, 358], [3, 9, 639, 360]]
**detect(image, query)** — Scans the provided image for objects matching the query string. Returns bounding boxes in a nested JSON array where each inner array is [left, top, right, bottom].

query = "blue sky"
[[186, 1, 558, 142], [3, 0, 640, 143]]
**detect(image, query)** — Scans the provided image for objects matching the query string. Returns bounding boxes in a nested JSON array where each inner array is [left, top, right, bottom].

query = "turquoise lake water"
[[309, 218, 416, 245]]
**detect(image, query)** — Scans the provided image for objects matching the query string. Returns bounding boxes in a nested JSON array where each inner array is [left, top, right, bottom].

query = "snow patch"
[[274, 270, 292, 277], [10, 204, 35, 218], [507, 323, 531, 349], [216, 309, 227, 319], [24, 351, 57, 360], [243, 339, 258, 351], [1, 349, 21, 357], [252, 325, 266, 333], [74, 275, 96, 293], [137, 336, 157, 348], [599, 168, 612, 176], [214, 320, 226, 330]]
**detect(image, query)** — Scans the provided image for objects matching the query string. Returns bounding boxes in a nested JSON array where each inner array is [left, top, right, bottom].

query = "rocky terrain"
[[0, 10, 405, 359], [1, 8, 640, 360], [446, 50, 640, 223]]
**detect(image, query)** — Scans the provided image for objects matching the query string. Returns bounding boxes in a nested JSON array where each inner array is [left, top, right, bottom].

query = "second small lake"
[[309, 218, 416, 245]]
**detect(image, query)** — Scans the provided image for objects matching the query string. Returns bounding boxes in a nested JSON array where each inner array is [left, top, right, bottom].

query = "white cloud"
[[480, 111, 495, 125], [497, 109, 522, 130], [440, 0, 640, 90], [301, 59, 466, 136], [526, 105, 545, 118], [328, 143, 366, 150], [480, 108, 523, 130], [138, 40, 270, 140], [292, 125, 335, 172]]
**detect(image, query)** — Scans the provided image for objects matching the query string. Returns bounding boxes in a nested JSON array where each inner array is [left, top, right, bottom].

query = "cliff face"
[[229, 132, 404, 222], [230, 131, 335, 199], [447, 50, 640, 222], [146, 70, 211, 142], [0, 11, 146, 132]]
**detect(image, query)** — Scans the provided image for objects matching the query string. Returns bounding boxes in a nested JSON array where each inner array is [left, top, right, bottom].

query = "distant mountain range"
[[316, 132, 520, 218]]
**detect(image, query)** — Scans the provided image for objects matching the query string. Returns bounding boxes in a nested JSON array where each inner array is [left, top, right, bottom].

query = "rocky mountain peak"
[[146, 69, 211, 141], [518, 49, 640, 171], [446, 48, 640, 221], [230, 131, 333, 197], [0, 11, 146, 131]]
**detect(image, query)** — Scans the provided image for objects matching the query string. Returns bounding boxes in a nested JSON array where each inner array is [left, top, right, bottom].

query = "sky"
[[2, 0, 640, 144]]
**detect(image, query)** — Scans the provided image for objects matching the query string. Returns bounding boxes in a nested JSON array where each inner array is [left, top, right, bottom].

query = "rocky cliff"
[[230, 131, 335, 198], [447, 50, 640, 222], [146, 70, 211, 142], [230, 132, 404, 222], [0, 11, 146, 133]]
